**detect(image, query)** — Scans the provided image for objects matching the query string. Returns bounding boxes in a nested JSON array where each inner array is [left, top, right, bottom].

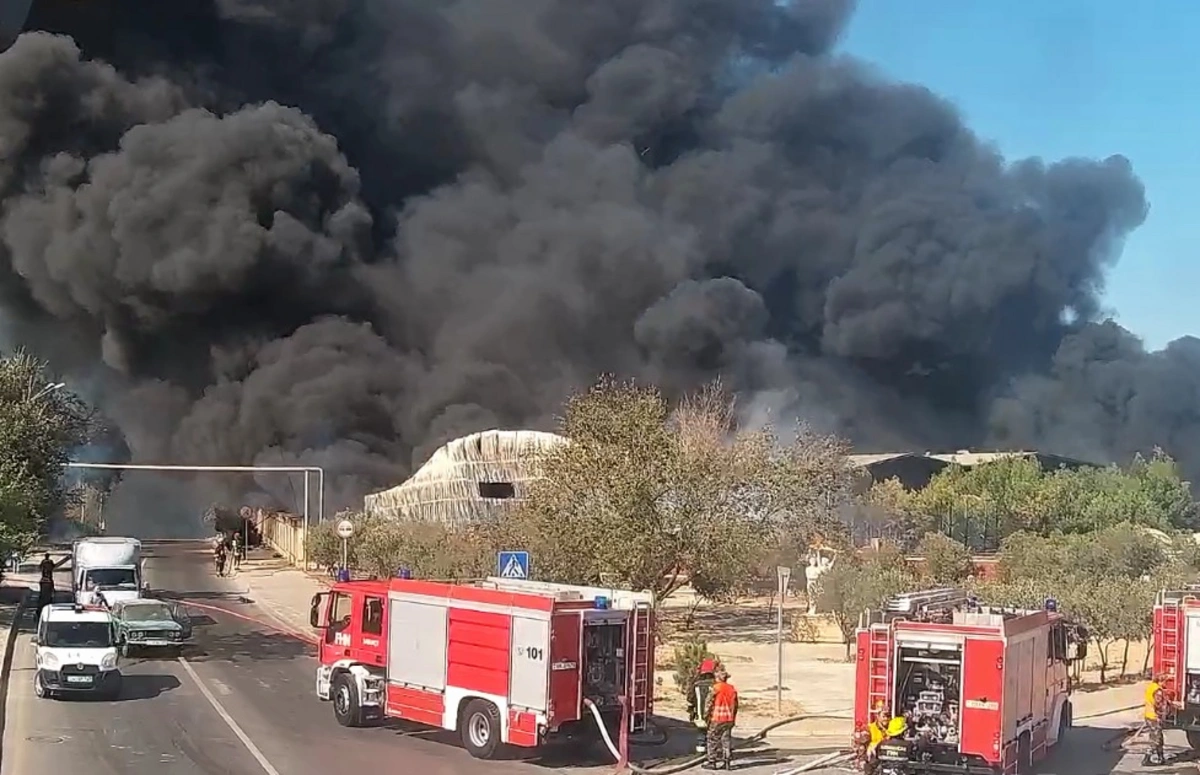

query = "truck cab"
[[72, 537, 147, 607], [310, 580, 390, 675]]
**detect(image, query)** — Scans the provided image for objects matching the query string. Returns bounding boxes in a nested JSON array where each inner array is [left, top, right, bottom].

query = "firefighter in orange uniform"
[[703, 667, 739, 770], [1143, 674, 1169, 766]]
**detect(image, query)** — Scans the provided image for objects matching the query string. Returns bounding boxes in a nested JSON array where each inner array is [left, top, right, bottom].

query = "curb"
[[0, 596, 26, 766]]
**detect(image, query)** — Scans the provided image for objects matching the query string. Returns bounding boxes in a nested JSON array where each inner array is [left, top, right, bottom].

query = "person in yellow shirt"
[[866, 704, 889, 755], [1142, 674, 1168, 766]]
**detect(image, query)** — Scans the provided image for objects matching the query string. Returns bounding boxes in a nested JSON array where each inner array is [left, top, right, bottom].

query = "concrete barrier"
[[251, 508, 307, 568]]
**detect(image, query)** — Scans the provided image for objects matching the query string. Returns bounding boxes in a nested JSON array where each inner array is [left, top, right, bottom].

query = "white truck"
[[72, 537, 146, 607]]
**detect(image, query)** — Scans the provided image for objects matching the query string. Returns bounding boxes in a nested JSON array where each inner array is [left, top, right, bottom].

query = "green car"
[[111, 599, 192, 656]]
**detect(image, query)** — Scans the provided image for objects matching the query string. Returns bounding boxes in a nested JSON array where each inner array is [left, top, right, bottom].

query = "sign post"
[[776, 565, 791, 714], [336, 519, 354, 573]]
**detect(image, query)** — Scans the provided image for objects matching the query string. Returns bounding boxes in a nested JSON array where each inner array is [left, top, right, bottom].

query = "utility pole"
[[776, 565, 791, 715]]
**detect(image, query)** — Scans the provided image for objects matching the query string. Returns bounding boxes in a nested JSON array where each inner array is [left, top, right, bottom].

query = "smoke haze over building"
[[0, 0, 1191, 518]]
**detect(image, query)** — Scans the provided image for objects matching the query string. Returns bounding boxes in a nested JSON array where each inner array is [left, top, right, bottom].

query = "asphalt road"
[[0, 541, 587, 775], [0, 540, 1177, 775]]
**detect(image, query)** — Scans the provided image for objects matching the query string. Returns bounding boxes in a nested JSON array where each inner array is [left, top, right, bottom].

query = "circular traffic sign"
[[336, 519, 354, 539]]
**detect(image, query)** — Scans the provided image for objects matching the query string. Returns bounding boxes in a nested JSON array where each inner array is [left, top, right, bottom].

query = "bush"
[[305, 512, 499, 580], [672, 637, 719, 698], [915, 532, 974, 583]]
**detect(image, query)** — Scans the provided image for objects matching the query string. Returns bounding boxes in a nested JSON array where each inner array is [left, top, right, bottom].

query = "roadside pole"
[[776, 565, 791, 715], [336, 519, 354, 577]]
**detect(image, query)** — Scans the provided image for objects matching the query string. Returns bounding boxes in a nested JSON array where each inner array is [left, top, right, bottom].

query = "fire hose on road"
[[583, 699, 856, 774]]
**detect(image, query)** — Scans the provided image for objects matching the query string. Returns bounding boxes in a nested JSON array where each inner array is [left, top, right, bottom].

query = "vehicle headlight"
[[101, 652, 118, 670], [39, 652, 59, 668]]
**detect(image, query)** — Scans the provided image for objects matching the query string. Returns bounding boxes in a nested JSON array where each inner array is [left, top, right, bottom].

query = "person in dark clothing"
[[688, 659, 718, 756], [37, 553, 55, 614]]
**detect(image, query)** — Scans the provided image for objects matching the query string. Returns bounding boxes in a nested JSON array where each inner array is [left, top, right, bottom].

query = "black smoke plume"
[[0, 0, 1187, 524]]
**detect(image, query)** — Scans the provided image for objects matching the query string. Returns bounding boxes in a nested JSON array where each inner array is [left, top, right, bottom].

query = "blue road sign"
[[497, 550, 530, 580]]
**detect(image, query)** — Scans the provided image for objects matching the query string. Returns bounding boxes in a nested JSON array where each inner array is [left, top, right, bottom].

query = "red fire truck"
[[308, 574, 654, 759], [1151, 585, 1200, 748], [853, 588, 1086, 775]]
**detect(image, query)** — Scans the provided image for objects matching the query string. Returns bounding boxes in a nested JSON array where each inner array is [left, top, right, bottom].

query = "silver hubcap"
[[468, 712, 490, 748], [335, 684, 350, 715]]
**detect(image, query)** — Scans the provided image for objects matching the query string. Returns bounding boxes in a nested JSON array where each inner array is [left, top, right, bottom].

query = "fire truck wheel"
[[331, 672, 364, 727], [1186, 730, 1200, 751], [1016, 733, 1032, 775], [461, 699, 501, 759]]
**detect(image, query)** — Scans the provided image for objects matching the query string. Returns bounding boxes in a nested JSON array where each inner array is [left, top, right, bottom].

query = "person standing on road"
[[37, 553, 55, 614], [214, 540, 227, 577], [703, 667, 738, 770], [1142, 674, 1169, 766], [688, 659, 718, 756], [229, 531, 242, 573]]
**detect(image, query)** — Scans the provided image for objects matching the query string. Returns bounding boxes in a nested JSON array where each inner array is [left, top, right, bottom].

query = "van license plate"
[[66, 675, 92, 684]]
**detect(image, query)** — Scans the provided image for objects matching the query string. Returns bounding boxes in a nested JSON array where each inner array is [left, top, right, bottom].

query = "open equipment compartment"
[[582, 613, 627, 712], [893, 643, 962, 762]]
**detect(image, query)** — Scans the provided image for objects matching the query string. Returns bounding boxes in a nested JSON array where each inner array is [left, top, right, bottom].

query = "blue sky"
[[838, 0, 1199, 350]]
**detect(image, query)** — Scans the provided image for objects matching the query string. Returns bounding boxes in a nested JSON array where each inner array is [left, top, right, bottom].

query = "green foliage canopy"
[[867, 450, 1196, 549]]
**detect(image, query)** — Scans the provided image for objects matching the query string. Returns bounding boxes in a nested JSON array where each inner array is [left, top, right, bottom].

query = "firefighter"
[[688, 658, 718, 756], [863, 702, 891, 772], [1142, 673, 1169, 766], [703, 667, 738, 770]]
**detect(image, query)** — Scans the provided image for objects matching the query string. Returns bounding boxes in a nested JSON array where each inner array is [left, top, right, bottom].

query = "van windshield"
[[85, 569, 137, 588], [44, 621, 113, 648]]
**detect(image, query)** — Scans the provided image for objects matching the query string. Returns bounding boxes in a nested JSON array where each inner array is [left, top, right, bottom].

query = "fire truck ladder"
[[627, 600, 652, 733], [867, 624, 892, 713], [1160, 600, 1181, 687]]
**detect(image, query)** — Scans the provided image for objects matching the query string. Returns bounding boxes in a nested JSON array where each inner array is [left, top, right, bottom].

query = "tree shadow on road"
[[183, 630, 313, 663]]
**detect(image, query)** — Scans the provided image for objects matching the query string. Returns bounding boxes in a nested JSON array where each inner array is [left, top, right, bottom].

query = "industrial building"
[[848, 450, 1100, 491], [363, 429, 567, 525]]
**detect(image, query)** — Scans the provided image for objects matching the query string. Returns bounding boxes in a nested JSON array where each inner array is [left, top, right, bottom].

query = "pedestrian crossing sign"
[[497, 551, 530, 579]]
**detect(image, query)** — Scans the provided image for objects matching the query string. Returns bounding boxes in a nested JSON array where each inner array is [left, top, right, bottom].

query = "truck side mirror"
[[309, 593, 324, 629]]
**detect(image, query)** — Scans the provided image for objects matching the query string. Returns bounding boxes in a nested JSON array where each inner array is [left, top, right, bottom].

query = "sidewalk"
[[232, 548, 330, 640]]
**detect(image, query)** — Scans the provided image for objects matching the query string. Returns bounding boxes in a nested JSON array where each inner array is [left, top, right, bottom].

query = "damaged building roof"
[[848, 450, 1101, 490]]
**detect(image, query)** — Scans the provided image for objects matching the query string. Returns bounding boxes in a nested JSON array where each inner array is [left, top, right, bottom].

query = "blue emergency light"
[[396, 567, 412, 580], [336, 567, 351, 583], [1044, 597, 1057, 612], [593, 596, 610, 610]]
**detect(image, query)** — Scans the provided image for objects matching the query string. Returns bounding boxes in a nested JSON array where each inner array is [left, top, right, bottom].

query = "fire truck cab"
[[854, 588, 1086, 775], [1151, 585, 1200, 748], [309, 574, 654, 759]]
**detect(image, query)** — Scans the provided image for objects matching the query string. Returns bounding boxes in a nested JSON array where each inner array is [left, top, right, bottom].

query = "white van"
[[33, 603, 122, 699]]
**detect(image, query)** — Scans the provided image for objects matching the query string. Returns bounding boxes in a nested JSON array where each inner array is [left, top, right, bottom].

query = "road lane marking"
[[176, 657, 282, 775]]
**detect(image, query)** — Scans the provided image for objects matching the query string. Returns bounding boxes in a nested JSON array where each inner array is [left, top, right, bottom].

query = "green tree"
[[815, 545, 916, 658], [0, 351, 104, 556], [915, 532, 974, 584], [874, 453, 1198, 548], [510, 378, 857, 605]]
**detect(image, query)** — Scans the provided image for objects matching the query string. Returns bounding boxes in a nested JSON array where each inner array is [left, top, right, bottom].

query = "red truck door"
[[320, 590, 354, 664], [960, 638, 1005, 765], [320, 589, 388, 668]]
